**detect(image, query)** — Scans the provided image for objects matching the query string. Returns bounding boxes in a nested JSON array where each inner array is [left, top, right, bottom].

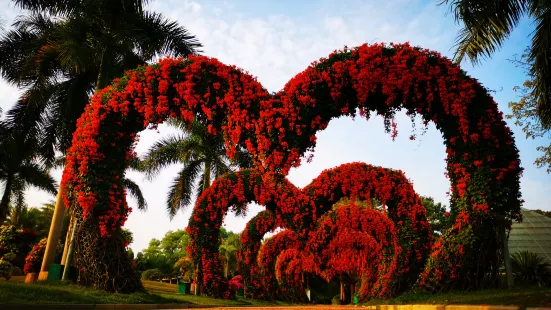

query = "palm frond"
[[125, 11, 202, 59], [17, 162, 58, 194], [124, 177, 147, 211], [232, 145, 254, 169], [52, 156, 66, 170], [141, 134, 202, 179], [442, 0, 527, 64], [212, 157, 232, 179], [511, 250, 551, 286], [195, 175, 205, 202], [165, 159, 203, 219], [10, 176, 27, 211], [528, 1, 551, 128], [11, 0, 81, 16]]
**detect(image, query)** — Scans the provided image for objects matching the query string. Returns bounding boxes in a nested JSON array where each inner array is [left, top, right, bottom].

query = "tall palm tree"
[[0, 2, 202, 157], [0, 126, 57, 223], [440, 0, 551, 127], [140, 119, 253, 218]]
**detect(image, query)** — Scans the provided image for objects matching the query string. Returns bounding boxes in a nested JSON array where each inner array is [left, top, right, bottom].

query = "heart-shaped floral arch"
[[61, 42, 522, 294], [189, 162, 429, 299]]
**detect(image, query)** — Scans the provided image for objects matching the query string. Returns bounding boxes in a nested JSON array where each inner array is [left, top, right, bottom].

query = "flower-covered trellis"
[[189, 162, 430, 299], [61, 42, 522, 294]]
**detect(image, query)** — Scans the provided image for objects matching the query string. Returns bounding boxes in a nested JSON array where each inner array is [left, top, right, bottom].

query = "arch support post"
[[39, 185, 66, 281]]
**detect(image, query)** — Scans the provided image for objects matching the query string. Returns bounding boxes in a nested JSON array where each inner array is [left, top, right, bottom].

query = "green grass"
[[1, 277, 550, 307], [361, 287, 551, 308], [0, 278, 291, 306]]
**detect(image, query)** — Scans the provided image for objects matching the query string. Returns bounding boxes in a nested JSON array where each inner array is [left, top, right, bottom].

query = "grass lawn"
[[1, 277, 550, 307], [0, 277, 291, 306], [361, 287, 551, 308]]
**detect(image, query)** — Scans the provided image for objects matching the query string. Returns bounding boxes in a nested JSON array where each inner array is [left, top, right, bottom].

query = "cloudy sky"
[[0, 0, 549, 253]]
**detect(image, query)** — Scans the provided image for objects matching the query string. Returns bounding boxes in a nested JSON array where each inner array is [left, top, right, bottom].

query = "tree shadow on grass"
[[0, 280, 182, 305]]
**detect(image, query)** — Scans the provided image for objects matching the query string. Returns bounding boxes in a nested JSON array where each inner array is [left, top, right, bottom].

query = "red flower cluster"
[[257, 230, 301, 300], [188, 162, 430, 301], [23, 239, 48, 275], [61, 42, 522, 294], [237, 210, 284, 299], [306, 203, 398, 299]]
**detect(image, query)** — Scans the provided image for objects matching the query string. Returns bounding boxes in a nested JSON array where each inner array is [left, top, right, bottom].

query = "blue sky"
[[0, 0, 549, 253]]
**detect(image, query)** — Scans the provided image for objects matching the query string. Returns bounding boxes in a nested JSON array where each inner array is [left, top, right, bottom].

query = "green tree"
[[142, 238, 162, 259], [506, 48, 551, 172], [421, 196, 452, 237], [134, 252, 150, 272], [440, 0, 551, 128], [0, 127, 57, 223], [159, 229, 190, 264], [137, 230, 193, 274], [140, 119, 253, 218]]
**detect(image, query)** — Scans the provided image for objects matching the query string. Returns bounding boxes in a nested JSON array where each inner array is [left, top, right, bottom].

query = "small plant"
[[511, 251, 551, 287], [331, 294, 342, 305], [0, 253, 16, 280]]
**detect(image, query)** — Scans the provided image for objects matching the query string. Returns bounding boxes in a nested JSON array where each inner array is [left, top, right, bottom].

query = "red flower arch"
[[257, 230, 302, 300], [237, 210, 283, 299], [188, 162, 429, 298], [61, 42, 521, 293]]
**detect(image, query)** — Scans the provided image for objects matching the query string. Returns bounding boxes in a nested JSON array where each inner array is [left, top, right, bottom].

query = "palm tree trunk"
[[0, 174, 14, 223], [203, 162, 211, 190], [224, 261, 229, 279], [95, 48, 110, 90]]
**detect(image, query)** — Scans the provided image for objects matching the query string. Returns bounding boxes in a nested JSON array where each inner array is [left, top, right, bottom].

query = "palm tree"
[[0, 126, 57, 223], [140, 119, 254, 218], [440, 0, 551, 127], [0, 2, 202, 157], [219, 244, 238, 279]]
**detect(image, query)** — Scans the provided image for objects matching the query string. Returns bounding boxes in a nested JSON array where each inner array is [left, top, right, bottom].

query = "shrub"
[[0, 225, 38, 268], [141, 268, 163, 280], [511, 251, 551, 287], [331, 294, 342, 305], [0, 253, 16, 280], [312, 295, 332, 304], [23, 239, 48, 274]]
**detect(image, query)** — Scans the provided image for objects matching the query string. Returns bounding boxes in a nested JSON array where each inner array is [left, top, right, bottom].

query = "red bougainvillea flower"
[[61, 42, 522, 294]]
